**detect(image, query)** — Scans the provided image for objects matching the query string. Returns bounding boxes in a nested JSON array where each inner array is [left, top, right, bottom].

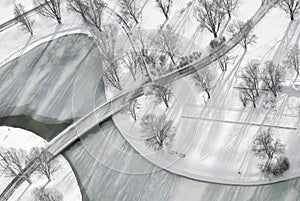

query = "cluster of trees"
[[0, 147, 60, 184], [141, 113, 175, 151], [239, 61, 285, 108], [14, 0, 61, 35], [252, 128, 290, 177], [119, 0, 141, 24], [68, 0, 106, 32]]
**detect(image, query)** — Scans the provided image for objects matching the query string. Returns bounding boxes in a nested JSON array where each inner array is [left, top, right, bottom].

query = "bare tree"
[[96, 24, 119, 64], [27, 147, 60, 181], [194, 0, 226, 38], [134, 28, 151, 56], [239, 93, 248, 107], [217, 0, 240, 19], [155, 0, 173, 20], [252, 128, 287, 175], [284, 45, 300, 76], [14, 3, 34, 35], [262, 61, 285, 98], [239, 61, 260, 108], [119, 0, 140, 24], [125, 98, 140, 121], [141, 114, 175, 151], [103, 63, 122, 90], [154, 25, 180, 65], [68, 0, 106, 32], [122, 52, 140, 80], [129, 99, 140, 120], [147, 85, 172, 108], [279, 0, 300, 21], [96, 24, 122, 90], [34, 0, 62, 24], [242, 61, 260, 95], [228, 20, 257, 51], [192, 70, 213, 99], [33, 187, 63, 201], [0, 148, 31, 184]]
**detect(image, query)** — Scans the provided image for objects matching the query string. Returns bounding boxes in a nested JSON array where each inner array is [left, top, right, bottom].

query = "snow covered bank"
[[0, 126, 82, 201]]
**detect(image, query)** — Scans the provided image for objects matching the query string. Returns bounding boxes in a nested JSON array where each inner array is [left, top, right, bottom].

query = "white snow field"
[[104, 0, 300, 185], [0, 126, 82, 201], [2, 0, 300, 200]]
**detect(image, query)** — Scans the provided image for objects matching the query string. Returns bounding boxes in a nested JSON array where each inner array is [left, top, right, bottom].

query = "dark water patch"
[[0, 115, 72, 141]]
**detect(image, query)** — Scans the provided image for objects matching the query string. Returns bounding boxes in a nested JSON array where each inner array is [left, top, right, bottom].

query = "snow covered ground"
[[1, 0, 300, 196], [0, 126, 82, 201], [103, 0, 300, 185]]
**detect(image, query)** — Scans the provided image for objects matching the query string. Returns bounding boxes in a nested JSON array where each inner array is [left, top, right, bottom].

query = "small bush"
[[261, 156, 290, 177], [209, 36, 226, 49]]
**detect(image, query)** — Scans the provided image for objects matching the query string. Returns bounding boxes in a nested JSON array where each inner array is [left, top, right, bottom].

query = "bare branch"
[[141, 114, 175, 151], [14, 3, 34, 35], [67, 0, 106, 31], [0, 148, 31, 184], [103, 63, 122, 90], [279, 0, 300, 20], [121, 52, 141, 81], [146, 84, 172, 108], [217, 0, 240, 19], [284, 45, 300, 76], [192, 70, 214, 99], [228, 20, 257, 51], [125, 98, 140, 121], [154, 25, 181, 65], [119, 0, 141, 24], [155, 0, 173, 20], [262, 61, 285, 98], [239, 61, 260, 108], [194, 0, 226, 38], [28, 147, 60, 181], [34, 0, 62, 24]]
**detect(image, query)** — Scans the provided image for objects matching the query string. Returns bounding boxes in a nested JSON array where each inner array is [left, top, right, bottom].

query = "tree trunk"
[[133, 16, 139, 24], [170, 54, 176, 65], [206, 90, 210, 99], [163, 11, 169, 20], [164, 99, 169, 108], [213, 32, 218, 38], [57, 17, 62, 24]]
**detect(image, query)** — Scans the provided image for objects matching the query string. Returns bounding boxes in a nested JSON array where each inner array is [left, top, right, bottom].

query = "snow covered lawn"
[[0, 126, 82, 201]]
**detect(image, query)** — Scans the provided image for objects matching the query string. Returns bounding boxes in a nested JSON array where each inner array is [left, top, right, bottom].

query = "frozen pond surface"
[[1, 34, 300, 200]]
